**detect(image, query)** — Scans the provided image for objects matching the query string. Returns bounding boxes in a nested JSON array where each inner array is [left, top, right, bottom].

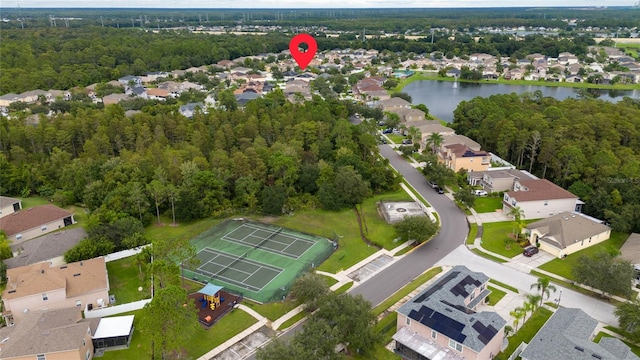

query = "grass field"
[[489, 279, 519, 293], [481, 221, 535, 258], [538, 232, 629, 280], [145, 216, 222, 245], [273, 190, 411, 273], [494, 307, 553, 360], [17, 196, 51, 209], [241, 298, 301, 321], [466, 223, 478, 245], [372, 267, 443, 316], [486, 286, 507, 306], [386, 134, 406, 144], [100, 307, 257, 360], [106, 256, 151, 304], [471, 248, 508, 263], [473, 197, 503, 213]]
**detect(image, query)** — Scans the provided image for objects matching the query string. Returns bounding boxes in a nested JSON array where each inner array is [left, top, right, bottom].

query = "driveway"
[[508, 251, 556, 269]]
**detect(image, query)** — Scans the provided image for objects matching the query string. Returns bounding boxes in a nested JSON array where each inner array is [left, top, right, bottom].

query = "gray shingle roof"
[[520, 308, 640, 360], [526, 212, 611, 250], [0, 307, 90, 357], [4, 228, 87, 269], [396, 265, 506, 353]]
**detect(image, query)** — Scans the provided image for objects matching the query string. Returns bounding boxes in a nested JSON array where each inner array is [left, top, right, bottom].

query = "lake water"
[[403, 80, 640, 123]]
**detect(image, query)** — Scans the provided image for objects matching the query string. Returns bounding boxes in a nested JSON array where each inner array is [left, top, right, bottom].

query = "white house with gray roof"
[[394, 266, 506, 360], [520, 308, 639, 360]]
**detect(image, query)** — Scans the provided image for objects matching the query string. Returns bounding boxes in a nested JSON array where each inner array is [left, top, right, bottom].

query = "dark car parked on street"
[[523, 246, 539, 257], [434, 186, 444, 194]]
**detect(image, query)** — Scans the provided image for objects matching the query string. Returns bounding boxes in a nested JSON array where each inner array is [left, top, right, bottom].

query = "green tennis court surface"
[[185, 219, 336, 303]]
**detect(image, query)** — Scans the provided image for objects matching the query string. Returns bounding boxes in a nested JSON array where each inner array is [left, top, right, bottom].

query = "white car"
[[474, 190, 488, 196]]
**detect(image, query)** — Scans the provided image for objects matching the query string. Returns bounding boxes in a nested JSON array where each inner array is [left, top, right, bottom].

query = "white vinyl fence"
[[84, 298, 151, 318]]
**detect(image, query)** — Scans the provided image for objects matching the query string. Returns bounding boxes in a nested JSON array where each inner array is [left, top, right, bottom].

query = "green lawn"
[[17, 196, 51, 209], [466, 223, 478, 245], [241, 298, 302, 321], [106, 257, 151, 304], [386, 134, 405, 144], [481, 221, 534, 258], [471, 248, 508, 263], [373, 267, 443, 316], [273, 190, 411, 273], [538, 232, 630, 280], [473, 197, 503, 213], [335, 281, 354, 294], [277, 312, 306, 330], [488, 279, 519, 293], [101, 307, 257, 359], [487, 286, 507, 306], [495, 308, 553, 360], [594, 332, 640, 357], [145, 216, 222, 245]]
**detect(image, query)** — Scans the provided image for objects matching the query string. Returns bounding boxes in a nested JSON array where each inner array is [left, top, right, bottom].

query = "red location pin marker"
[[289, 33, 317, 70]]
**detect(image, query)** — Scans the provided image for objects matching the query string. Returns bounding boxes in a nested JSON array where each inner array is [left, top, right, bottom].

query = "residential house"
[[526, 212, 611, 258], [468, 169, 536, 193], [0, 93, 19, 107], [146, 88, 171, 101], [394, 266, 506, 360], [441, 134, 481, 152], [127, 85, 147, 99], [446, 68, 461, 78], [378, 97, 411, 112], [389, 108, 426, 123], [0, 196, 22, 218], [441, 144, 490, 172], [4, 228, 88, 269], [117, 75, 142, 87], [504, 68, 524, 80], [2, 256, 110, 325], [235, 92, 261, 107], [179, 102, 206, 119], [520, 308, 639, 360], [558, 52, 579, 65], [17, 89, 47, 104], [0, 307, 96, 360], [0, 204, 75, 243], [140, 71, 167, 83], [502, 179, 582, 220], [619, 233, 640, 269], [101, 93, 128, 105]]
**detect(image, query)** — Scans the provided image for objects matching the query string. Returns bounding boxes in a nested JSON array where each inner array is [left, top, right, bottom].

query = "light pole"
[[555, 290, 562, 307]]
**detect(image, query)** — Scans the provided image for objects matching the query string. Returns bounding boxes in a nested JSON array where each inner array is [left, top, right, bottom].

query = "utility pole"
[[100, 16, 104, 27]]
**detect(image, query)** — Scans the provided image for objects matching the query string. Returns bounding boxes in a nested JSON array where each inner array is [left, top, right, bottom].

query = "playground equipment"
[[198, 283, 224, 311]]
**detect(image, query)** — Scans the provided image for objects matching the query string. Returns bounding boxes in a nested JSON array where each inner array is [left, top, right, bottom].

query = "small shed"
[[92, 315, 135, 350]]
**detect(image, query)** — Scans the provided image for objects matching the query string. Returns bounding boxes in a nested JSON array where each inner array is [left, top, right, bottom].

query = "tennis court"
[[195, 248, 282, 293], [222, 222, 315, 259], [185, 219, 336, 303]]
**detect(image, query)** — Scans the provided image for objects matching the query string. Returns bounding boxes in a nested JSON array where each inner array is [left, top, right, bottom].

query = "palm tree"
[[407, 126, 422, 145], [508, 206, 525, 240], [425, 132, 444, 155], [510, 307, 525, 331], [530, 277, 557, 306], [504, 325, 514, 337], [526, 294, 542, 313]]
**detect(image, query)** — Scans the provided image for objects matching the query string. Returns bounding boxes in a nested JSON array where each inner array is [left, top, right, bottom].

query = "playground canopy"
[[198, 283, 223, 296]]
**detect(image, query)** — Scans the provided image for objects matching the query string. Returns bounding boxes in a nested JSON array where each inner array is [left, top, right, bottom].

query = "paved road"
[[349, 145, 468, 306]]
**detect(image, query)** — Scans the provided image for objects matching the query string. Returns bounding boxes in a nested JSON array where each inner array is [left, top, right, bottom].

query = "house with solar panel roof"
[[394, 265, 506, 360]]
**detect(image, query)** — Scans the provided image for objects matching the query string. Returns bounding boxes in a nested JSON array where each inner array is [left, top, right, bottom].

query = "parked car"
[[434, 186, 445, 194], [523, 246, 539, 257], [474, 189, 488, 196], [383, 128, 393, 134], [401, 139, 413, 145], [427, 180, 438, 189], [379, 136, 387, 144]]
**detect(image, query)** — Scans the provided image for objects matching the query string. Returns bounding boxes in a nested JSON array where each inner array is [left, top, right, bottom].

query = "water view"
[[403, 80, 640, 123]]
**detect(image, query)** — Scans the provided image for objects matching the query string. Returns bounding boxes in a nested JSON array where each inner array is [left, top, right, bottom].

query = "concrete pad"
[[380, 201, 426, 223], [510, 251, 555, 268], [213, 327, 273, 360], [347, 254, 394, 282], [475, 212, 510, 223]]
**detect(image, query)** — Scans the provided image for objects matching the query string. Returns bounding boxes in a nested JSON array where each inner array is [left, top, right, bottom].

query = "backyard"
[[538, 232, 630, 280], [106, 256, 151, 304]]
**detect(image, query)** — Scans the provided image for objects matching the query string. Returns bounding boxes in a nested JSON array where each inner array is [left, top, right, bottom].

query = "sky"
[[6, 0, 637, 9]]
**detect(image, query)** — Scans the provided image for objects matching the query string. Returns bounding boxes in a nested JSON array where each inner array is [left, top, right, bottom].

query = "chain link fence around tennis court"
[[185, 218, 336, 303]]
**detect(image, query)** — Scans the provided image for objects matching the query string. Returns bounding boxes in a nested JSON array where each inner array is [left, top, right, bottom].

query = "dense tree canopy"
[[0, 91, 397, 230], [452, 94, 640, 232]]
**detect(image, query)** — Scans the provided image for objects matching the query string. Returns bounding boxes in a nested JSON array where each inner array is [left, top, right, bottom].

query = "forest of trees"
[[452, 93, 640, 233], [2, 8, 639, 32], [0, 91, 396, 221], [0, 26, 601, 95]]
